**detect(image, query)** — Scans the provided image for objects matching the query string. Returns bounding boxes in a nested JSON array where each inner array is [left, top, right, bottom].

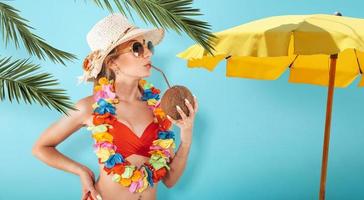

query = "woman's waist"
[[95, 155, 158, 200], [96, 168, 158, 200]]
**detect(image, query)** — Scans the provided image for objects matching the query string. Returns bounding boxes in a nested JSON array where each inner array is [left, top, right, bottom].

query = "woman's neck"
[[114, 77, 143, 102]]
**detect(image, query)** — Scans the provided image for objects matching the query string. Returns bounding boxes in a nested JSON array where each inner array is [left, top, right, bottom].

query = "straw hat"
[[77, 13, 164, 84]]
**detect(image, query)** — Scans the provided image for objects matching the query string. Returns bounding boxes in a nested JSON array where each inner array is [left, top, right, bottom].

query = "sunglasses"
[[117, 40, 154, 58]]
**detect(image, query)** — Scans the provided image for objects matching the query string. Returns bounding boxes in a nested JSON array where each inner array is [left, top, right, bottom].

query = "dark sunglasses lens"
[[132, 42, 144, 57], [147, 41, 154, 54]]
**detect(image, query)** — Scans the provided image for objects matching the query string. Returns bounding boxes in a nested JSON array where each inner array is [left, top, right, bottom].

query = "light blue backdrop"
[[1, 0, 364, 199]]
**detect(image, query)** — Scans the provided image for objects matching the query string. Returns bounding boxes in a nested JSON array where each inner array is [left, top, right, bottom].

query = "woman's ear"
[[107, 59, 117, 70], [109, 61, 121, 75]]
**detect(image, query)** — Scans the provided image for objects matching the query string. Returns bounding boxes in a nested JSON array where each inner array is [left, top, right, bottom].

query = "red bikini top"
[[108, 119, 159, 158]]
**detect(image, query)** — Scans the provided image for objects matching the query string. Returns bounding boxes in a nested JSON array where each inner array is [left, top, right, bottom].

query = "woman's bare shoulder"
[[75, 95, 94, 112], [73, 95, 94, 125]]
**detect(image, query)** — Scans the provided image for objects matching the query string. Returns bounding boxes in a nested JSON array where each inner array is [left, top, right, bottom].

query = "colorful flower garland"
[[87, 77, 176, 193]]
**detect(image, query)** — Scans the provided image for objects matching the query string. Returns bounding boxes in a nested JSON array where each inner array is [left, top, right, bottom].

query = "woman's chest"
[[114, 102, 155, 137], [84, 101, 155, 136]]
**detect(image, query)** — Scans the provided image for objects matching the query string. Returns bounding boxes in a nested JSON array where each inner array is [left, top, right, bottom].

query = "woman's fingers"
[[167, 98, 198, 128], [83, 191, 95, 200], [166, 115, 177, 124], [184, 99, 195, 117], [81, 191, 89, 200], [176, 105, 187, 121], [89, 187, 102, 200], [193, 95, 198, 113], [167, 115, 184, 126]]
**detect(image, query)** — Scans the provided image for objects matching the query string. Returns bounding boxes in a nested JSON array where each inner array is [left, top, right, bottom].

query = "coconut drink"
[[152, 65, 195, 120]]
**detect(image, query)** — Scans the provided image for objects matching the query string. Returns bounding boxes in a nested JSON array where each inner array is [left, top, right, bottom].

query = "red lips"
[[145, 63, 151, 69]]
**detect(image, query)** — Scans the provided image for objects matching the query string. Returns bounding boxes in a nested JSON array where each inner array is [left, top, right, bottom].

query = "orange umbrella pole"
[[319, 54, 338, 200]]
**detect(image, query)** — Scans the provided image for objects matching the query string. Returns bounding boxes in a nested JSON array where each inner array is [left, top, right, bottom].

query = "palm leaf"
[[0, 56, 76, 115], [0, 2, 77, 65], [90, 0, 216, 54]]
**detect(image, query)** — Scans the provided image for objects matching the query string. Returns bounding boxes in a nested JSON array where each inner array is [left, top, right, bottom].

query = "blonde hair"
[[93, 48, 118, 88]]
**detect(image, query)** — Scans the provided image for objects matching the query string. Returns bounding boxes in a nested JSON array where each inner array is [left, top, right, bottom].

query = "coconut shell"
[[160, 86, 194, 120]]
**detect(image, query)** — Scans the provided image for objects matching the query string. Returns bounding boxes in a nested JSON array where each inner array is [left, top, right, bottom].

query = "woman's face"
[[109, 36, 153, 79]]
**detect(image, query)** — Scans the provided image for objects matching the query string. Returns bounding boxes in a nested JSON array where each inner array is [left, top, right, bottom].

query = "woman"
[[32, 14, 198, 200]]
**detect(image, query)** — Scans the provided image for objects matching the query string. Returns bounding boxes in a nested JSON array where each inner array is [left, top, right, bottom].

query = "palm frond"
[[0, 56, 76, 115], [90, 0, 216, 54], [0, 3, 77, 65]]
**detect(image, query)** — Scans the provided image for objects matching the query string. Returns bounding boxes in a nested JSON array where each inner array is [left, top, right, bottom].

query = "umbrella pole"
[[319, 54, 338, 200]]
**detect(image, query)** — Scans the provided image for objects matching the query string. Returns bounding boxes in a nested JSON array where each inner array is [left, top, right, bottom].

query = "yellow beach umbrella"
[[177, 13, 364, 200]]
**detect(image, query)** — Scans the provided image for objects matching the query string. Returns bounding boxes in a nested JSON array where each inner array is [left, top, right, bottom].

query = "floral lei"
[[87, 77, 176, 193]]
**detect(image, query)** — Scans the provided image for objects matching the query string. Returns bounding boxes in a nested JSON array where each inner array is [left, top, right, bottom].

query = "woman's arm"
[[162, 137, 192, 188], [162, 96, 198, 188], [32, 96, 102, 200], [32, 97, 91, 174]]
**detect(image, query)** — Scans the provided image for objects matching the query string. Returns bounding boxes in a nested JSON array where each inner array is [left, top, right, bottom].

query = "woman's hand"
[[79, 166, 102, 200], [167, 95, 198, 145]]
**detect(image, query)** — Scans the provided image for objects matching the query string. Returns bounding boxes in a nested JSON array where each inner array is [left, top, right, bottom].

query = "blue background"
[[1, 0, 364, 199]]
